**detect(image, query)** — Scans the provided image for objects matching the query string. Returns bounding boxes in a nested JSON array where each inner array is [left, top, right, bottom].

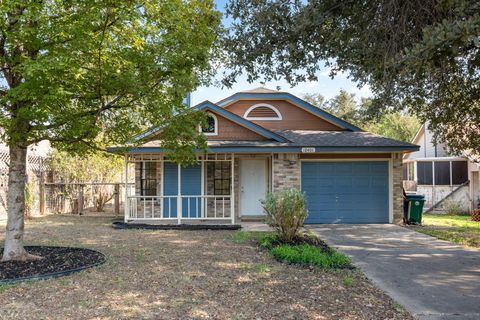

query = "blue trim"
[[121, 145, 419, 153], [217, 92, 362, 132], [193, 101, 288, 142]]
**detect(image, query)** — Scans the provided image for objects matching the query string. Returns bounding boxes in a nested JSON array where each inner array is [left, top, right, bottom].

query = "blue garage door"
[[301, 161, 389, 224]]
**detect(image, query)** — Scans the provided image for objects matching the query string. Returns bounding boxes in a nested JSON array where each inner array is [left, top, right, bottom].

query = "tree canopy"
[[303, 91, 420, 142], [0, 0, 221, 261], [1, 0, 220, 156], [223, 0, 480, 154]]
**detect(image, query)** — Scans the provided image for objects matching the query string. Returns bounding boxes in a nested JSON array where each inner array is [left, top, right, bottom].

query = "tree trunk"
[[2, 145, 36, 261]]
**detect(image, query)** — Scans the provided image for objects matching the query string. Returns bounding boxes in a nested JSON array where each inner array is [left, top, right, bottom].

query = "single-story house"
[[403, 123, 480, 212], [116, 88, 419, 225]]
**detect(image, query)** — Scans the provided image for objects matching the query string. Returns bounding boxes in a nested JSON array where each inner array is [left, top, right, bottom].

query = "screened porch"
[[124, 153, 235, 224]]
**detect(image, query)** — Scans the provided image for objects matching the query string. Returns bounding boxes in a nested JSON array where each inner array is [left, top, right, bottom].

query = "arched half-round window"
[[243, 103, 282, 120], [201, 113, 218, 135]]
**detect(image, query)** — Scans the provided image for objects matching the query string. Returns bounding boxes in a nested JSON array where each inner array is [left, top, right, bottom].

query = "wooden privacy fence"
[[43, 182, 133, 215]]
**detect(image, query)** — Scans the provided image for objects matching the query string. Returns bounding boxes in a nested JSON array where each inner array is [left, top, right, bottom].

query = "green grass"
[[0, 283, 16, 293], [270, 244, 351, 269], [231, 230, 269, 244], [231, 230, 254, 243], [342, 276, 354, 287], [232, 230, 351, 269], [414, 214, 480, 248]]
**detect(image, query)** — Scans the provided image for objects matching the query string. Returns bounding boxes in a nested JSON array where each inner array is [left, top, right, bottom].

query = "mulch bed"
[[112, 221, 242, 230], [263, 233, 331, 251], [0, 246, 106, 283]]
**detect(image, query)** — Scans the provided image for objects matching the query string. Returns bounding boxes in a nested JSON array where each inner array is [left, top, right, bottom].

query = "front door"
[[240, 158, 267, 216]]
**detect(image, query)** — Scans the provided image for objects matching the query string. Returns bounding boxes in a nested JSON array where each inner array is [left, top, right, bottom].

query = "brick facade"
[[272, 153, 300, 191], [392, 152, 404, 223]]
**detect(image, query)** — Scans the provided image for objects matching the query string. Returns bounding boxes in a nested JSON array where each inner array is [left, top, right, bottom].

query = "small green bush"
[[261, 188, 308, 242], [343, 276, 354, 287], [269, 244, 351, 269]]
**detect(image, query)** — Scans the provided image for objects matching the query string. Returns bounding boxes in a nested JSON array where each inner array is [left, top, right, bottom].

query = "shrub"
[[261, 188, 308, 243], [269, 244, 351, 269], [442, 198, 465, 215]]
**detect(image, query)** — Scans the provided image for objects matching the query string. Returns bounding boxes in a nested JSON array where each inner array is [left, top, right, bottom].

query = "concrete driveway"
[[309, 224, 480, 320]]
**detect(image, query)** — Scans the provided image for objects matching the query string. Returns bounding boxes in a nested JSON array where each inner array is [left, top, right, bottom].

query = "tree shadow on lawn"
[[0, 215, 411, 319]]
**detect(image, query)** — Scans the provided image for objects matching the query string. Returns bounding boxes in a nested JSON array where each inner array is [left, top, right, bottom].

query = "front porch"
[[124, 153, 274, 224]]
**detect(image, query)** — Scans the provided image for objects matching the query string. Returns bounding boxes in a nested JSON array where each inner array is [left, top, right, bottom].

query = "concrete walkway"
[[309, 224, 480, 320]]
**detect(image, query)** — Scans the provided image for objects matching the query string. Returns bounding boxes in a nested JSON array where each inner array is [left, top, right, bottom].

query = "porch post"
[[231, 153, 235, 224], [201, 158, 205, 218], [124, 154, 129, 223], [177, 164, 182, 224]]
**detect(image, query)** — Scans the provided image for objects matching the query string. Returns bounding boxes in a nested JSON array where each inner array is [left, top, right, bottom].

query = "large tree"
[[223, 0, 480, 154], [304, 91, 420, 142], [0, 1, 220, 261]]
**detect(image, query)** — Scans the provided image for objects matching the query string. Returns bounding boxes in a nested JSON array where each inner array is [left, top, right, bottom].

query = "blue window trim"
[[216, 92, 362, 132]]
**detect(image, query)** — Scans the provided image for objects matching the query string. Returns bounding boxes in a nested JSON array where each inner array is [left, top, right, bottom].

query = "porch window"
[[140, 162, 157, 196], [452, 161, 468, 184], [434, 161, 450, 185], [214, 162, 231, 195], [417, 161, 433, 185]]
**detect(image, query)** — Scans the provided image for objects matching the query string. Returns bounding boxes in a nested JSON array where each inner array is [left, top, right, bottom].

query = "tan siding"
[[225, 99, 344, 131], [208, 111, 268, 141]]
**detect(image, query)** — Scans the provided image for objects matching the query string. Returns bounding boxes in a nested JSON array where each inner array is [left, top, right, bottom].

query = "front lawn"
[[0, 216, 411, 319], [412, 213, 480, 248]]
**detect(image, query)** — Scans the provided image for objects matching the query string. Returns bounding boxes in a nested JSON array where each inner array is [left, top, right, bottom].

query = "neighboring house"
[[403, 123, 479, 212], [0, 140, 51, 218], [114, 88, 418, 225]]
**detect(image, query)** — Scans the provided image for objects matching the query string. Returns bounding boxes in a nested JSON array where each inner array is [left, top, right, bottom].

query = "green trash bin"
[[404, 193, 425, 224]]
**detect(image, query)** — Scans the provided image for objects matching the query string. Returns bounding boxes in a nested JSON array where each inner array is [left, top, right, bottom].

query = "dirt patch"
[[0, 246, 105, 282], [0, 215, 412, 319]]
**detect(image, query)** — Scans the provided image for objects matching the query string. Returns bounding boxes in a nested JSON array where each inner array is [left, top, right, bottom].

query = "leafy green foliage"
[[0, 1, 221, 159], [363, 112, 420, 143], [261, 188, 308, 243], [303, 91, 420, 142], [223, 0, 480, 154], [323, 90, 359, 123], [270, 244, 351, 269], [49, 150, 123, 184]]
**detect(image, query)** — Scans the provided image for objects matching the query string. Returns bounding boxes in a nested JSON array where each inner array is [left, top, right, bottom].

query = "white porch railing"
[[126, 195, 232, 222]]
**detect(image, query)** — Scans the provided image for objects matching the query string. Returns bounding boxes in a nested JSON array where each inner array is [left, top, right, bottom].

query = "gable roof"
[[216, 90, 362, 132], [134, 129, 419, 152], [193, 101, 288, 142], [132, 101, 288, 143]]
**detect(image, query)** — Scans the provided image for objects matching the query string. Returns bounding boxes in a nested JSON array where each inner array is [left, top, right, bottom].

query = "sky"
[[192, 0, 372, 105]]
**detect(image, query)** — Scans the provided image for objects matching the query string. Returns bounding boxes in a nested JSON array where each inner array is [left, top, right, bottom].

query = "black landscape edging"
[[0, 246, 107, 284], [112, 221, 242, 230]]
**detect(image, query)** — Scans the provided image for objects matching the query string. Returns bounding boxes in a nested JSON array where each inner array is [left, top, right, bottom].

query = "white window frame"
[[200, 113, 218, 136], [243, 103, 283, 120]]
